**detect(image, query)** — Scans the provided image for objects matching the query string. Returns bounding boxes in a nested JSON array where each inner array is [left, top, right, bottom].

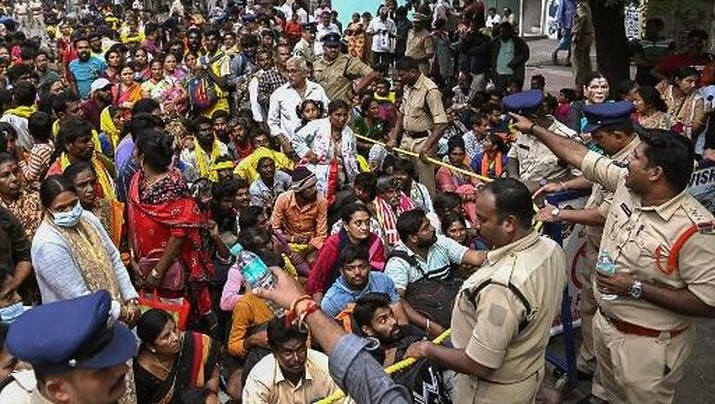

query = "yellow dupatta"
[[100, 107, 120, 148], [60, 153, 117, 201], [194, 139, 222, 181], [4, 105, 36, 118]]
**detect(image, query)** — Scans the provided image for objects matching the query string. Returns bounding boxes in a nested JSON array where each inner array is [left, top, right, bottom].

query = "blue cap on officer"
[[6, 290, 137, 375], [322, 32, 341, 47], [582, 101, 635, 133], [302, 22, 318, 33], [502, 90, 544, 116], [241, 13, 257, 23]]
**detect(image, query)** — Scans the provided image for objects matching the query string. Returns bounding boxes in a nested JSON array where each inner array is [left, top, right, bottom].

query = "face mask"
[[0, 302, 29, 324], [53, 202, 84, 228]]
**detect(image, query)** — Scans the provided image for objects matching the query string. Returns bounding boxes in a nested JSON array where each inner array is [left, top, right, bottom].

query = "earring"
[[149, 348, 156, 353]]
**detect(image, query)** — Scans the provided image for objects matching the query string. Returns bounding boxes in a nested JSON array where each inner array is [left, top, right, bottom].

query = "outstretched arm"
[[510, 112, 588, 170]]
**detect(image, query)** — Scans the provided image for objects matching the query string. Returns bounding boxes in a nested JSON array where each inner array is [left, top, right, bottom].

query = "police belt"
[[404, 130, 430, 139], [599, 308, 688, 338]]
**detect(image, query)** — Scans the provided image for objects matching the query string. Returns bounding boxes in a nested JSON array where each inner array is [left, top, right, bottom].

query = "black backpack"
[[387, 251, 463, 329]]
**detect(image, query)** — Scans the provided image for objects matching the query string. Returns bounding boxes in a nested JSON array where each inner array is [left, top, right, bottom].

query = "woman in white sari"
[[292, 100, 360, 205]]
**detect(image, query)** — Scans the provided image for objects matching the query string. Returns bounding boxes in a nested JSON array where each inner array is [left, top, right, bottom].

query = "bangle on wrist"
[[560, 181, 567, 191], [426, 319, 431, 333], [529, 123, 537, 134], [297, 301, 319, 331], [289, 294, 312, 314]]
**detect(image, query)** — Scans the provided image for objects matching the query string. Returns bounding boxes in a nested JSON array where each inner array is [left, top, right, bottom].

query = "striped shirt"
[[19, 142, 54, 184]]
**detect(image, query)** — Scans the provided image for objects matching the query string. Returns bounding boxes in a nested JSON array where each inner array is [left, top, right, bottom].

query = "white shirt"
[[267, 80, 330, 141], [249, 71, 263, 122], [486, 14, 501, 28], [250, 171, 293, 208], [367, 17, 397, 53], [296, 7, 309, 24]]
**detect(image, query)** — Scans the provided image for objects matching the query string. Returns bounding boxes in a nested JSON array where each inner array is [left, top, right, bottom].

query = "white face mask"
[[0, 302, 29, 324], [52, 202, 84, 228]]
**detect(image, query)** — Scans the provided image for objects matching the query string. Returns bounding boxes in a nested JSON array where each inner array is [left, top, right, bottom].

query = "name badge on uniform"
[[620, 203, 632, 217]]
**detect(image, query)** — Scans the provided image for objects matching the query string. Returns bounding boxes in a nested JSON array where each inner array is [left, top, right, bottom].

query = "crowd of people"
[[0, 0, 714, 403]]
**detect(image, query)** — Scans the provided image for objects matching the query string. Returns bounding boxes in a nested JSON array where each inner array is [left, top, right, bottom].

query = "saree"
[[135, 332, 220, 404], [113, 83, 142, 117], [127, 169, 215, 317], [373, 193, 416, 247], [94, 198, 125, 247], [151, 76, 188, 115]]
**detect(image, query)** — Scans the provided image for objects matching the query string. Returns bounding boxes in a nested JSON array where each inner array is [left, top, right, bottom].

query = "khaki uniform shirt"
[[293, 38, 315, 64], [399, 74, 448, 133], [583, 136, 642, 247], [405, 29, 433, 74], [314, 53, 373, 102], [582, 151, 715, 331], [0, 370, 35, 404], [451, 231, 566, 401], [507, 119, 580, 182]]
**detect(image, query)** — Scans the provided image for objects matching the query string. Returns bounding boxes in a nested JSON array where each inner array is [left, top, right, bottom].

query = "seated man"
[[352, 293, 453, 402], [225, 252, 283, 401], [385, 209, 486, 329], [243, 317, 342, 403], [270, 168, 328, 265], [321, 246, 441, 337]]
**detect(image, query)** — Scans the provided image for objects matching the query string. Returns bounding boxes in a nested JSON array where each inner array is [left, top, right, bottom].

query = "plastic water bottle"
[[596, 250, 618, 301], [240, 253, 285, 317]]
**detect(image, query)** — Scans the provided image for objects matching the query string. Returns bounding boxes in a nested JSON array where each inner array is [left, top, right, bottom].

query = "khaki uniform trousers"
[[400, 135, 436, 197], [453, 368, 543, 404], [593, 310, 693, 404]]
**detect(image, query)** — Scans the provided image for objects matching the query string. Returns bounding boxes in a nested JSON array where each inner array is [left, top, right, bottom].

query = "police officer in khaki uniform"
[[406, 178, 567, 404], [404, 13, 434, 75], [504, 90, 581, 193], [511, 111, 715, 404], [313, 32, 380, 103], [387, 56, 448, 197], [6, 291, 138, 404], [533, 101, 641, 400], [293, 23, 317, 64]]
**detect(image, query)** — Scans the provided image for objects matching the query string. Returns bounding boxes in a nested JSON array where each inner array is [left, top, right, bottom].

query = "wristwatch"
[[629, 279, 644, 299], [550, 207, 561, 221]]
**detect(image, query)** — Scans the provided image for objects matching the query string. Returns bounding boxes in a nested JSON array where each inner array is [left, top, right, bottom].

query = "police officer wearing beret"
[[313, 32, 380, 103], [533, 101, 641, 399], [511, 109, 715, 404], [6, 290, 137, 404], [503, 90, 581, 193]]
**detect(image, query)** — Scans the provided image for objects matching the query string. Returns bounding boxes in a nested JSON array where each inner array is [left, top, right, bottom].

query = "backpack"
[[387, 251, 463, 329], [187, 74, 219, 111]]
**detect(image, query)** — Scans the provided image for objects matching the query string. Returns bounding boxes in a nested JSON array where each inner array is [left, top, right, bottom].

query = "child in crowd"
[[19, 111, 54, 186], [555, 88, 576, 124]]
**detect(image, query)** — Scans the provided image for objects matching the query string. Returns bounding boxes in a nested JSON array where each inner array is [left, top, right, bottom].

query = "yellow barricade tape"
[[315, 329, 453, 404], [353, 133, 543, 231]]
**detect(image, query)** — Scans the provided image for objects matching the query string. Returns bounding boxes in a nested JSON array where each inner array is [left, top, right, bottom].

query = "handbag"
[[136, 248, 187, 293], [137, 290, 190, 330]]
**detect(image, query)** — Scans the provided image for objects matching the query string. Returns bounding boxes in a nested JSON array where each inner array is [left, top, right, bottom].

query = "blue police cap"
[[6, 290, 137, 375], [322, 32, 341, 47], [582, 101, 634, 133], [502, 90, 544, 116], [302, 22, 318, 33], [241, 13, 257, 23]]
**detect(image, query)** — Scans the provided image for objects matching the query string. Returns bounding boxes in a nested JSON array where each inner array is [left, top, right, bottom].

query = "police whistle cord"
[[315, 329, 453, 404], [353, 133, 543, 232]]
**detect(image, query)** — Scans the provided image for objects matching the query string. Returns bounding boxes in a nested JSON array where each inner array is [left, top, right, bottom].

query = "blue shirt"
[[385, 235, 469, 290], [68, 57, 107, 99], [321, 272, 400, 318]]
